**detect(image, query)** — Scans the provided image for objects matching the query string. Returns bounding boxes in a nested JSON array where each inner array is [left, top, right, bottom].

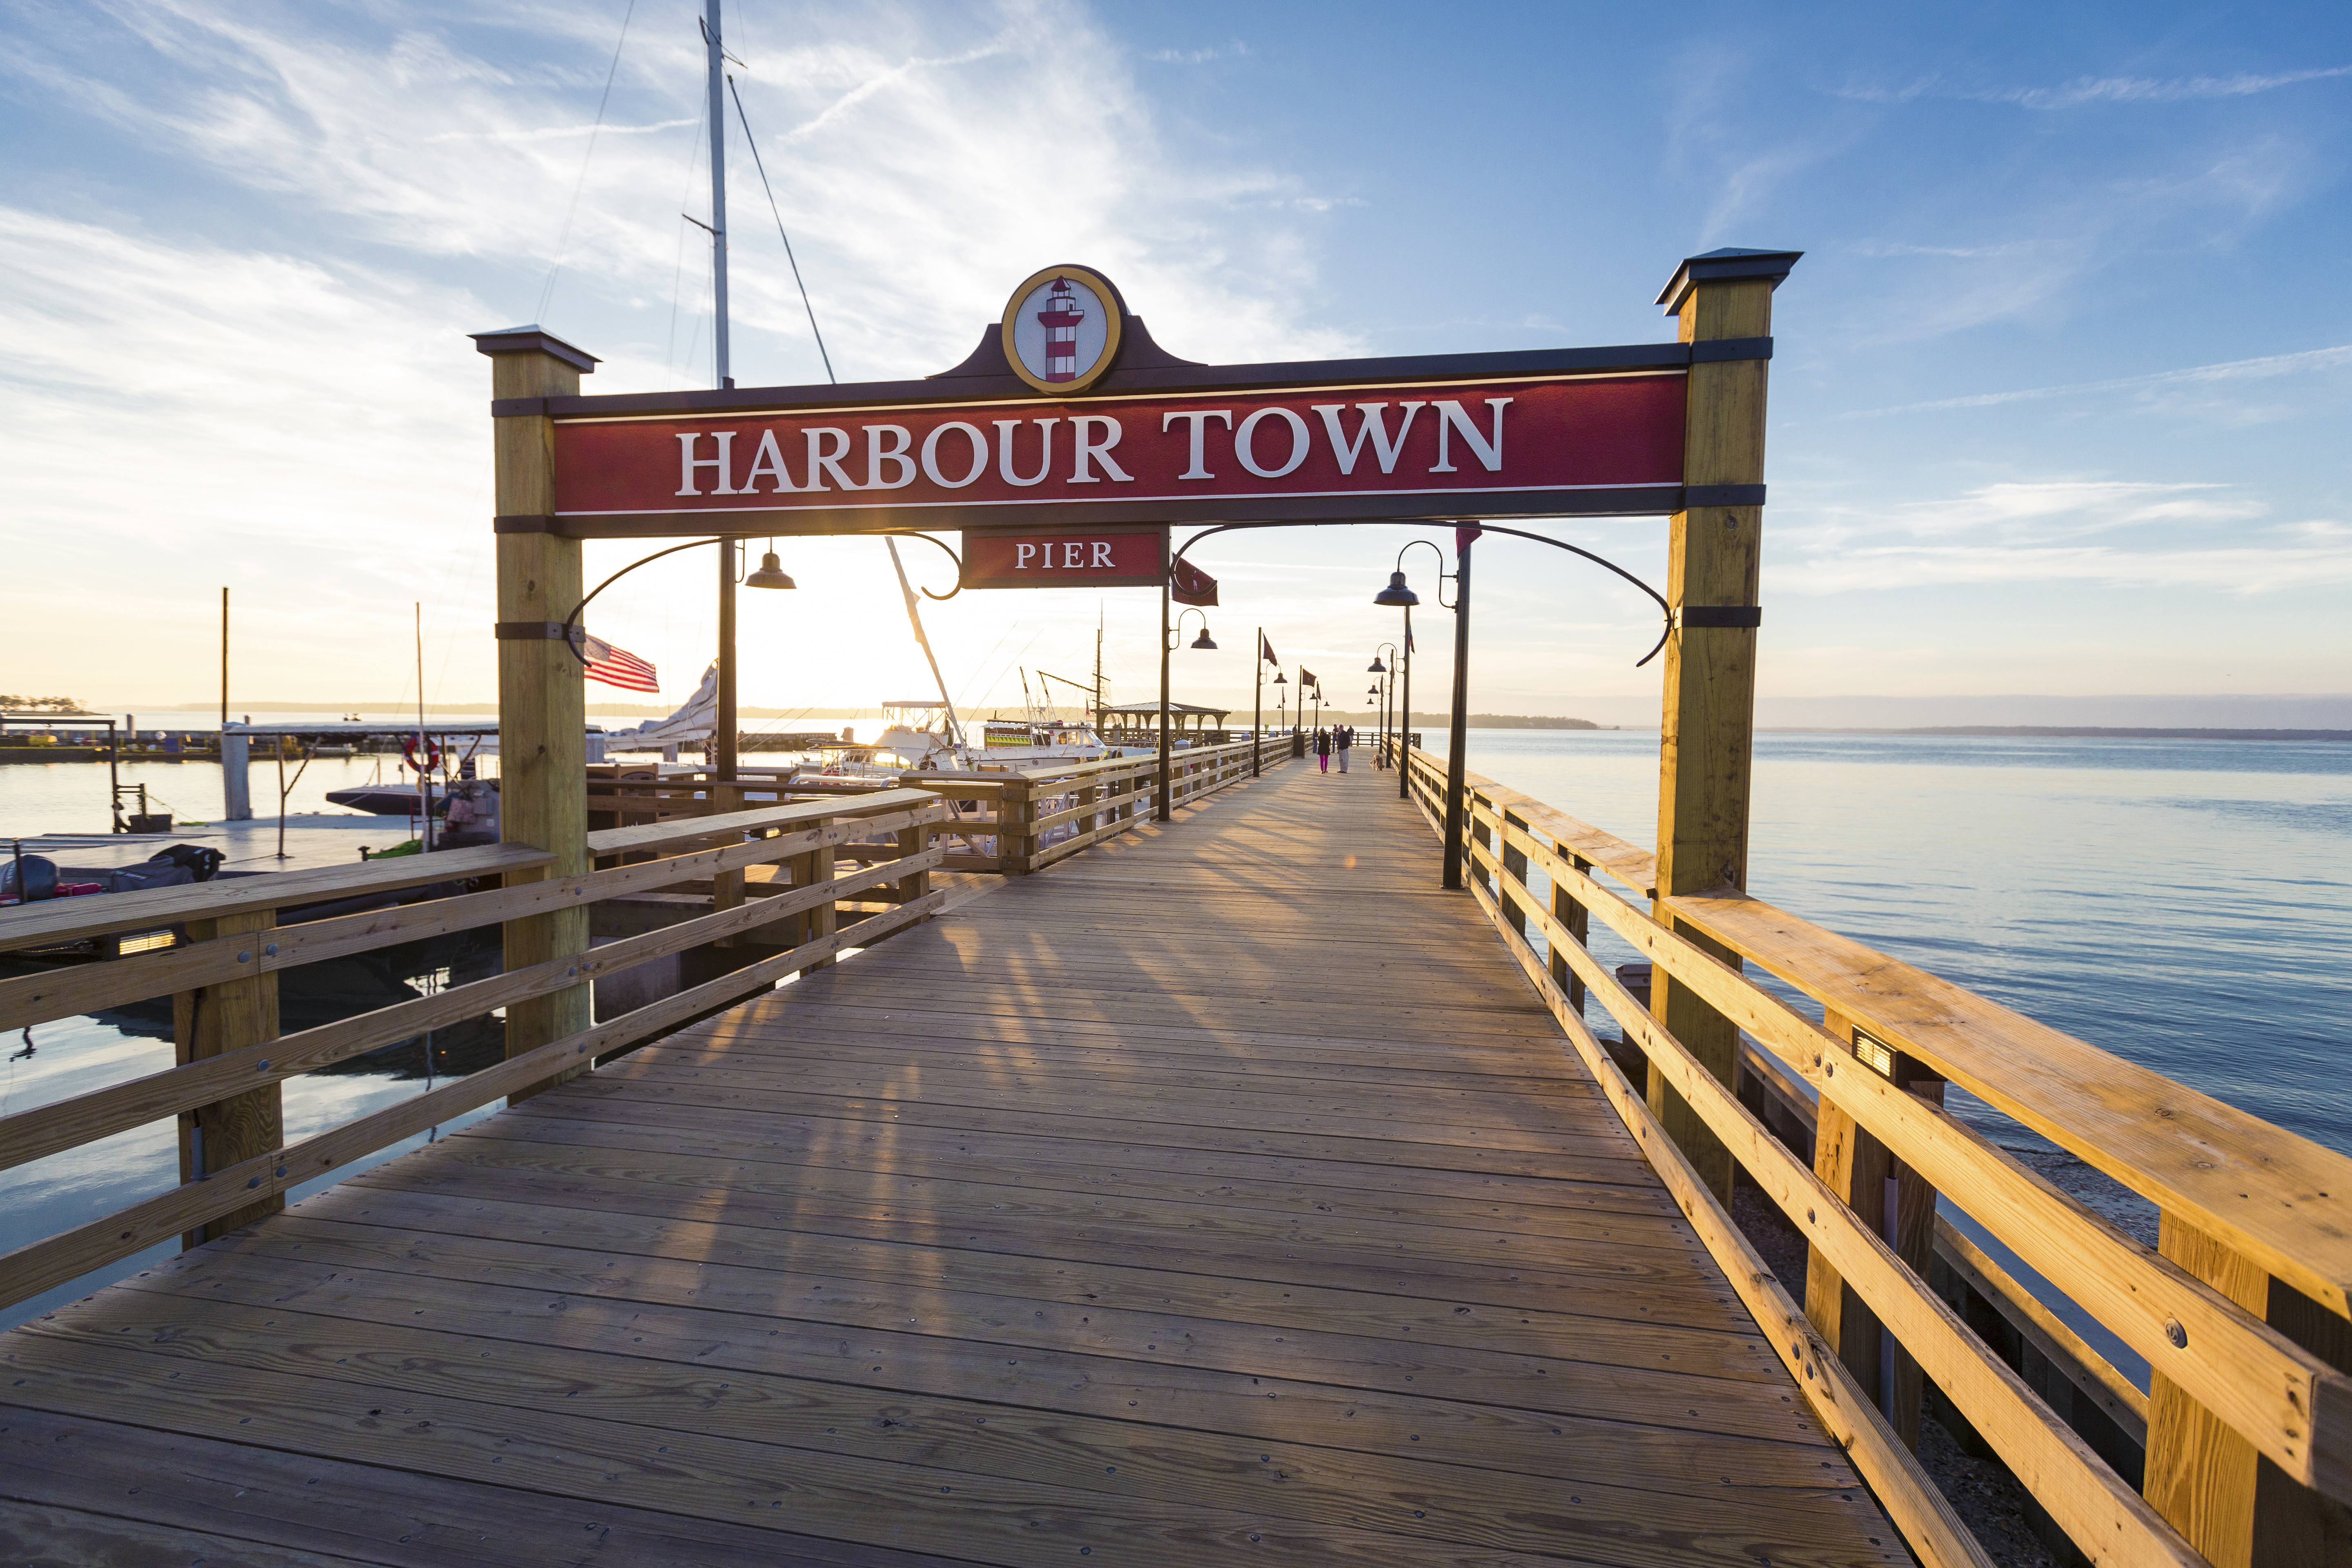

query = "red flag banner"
[[1300, 668, 1319, 690], [582, 634, 659, 693], [1171, 558, 1218, 607], [1261, 633, 1279, 666]]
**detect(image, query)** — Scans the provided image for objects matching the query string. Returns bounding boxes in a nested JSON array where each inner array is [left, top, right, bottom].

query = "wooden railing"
[[1388, 739, 2352, 1568], [903, 735, 1281, 874], [0, 791, 948, 1316]]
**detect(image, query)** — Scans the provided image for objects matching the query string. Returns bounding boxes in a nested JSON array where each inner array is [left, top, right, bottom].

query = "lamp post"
[[1374, 531, 1477, 885], [1252, 628, 1272, 778], [1274, 671, 1287, 741], [1368, 644, 1397, 769], [562, 538, 793, 787], [1159, 607, 1216, 821]]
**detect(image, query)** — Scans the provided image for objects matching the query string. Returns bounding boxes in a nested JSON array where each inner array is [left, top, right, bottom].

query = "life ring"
[[401, 736, 443, 773]]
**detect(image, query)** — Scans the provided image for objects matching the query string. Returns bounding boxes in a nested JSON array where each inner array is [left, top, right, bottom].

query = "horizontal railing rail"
[[1386, 737, 2352, 1568], [0, 790, 948, 1315]]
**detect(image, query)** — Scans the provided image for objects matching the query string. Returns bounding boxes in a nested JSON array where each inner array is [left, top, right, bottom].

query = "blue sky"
[[3, 1, 2346, 725]]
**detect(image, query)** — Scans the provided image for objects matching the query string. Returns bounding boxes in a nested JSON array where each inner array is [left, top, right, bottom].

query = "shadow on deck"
[[0, 761, 1900, 1567]]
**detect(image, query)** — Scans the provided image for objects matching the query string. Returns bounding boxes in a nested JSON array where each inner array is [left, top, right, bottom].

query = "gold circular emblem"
[[1000, 265, 1125, 394]]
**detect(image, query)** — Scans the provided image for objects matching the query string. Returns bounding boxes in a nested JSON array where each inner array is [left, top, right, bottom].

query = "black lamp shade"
[[1372, 570, 1419, 607], [1272, 671, 1287, 685], [1190, 629, 1217, 649], [1368, 656, 1387, 672], [745, 551, 796, 590]]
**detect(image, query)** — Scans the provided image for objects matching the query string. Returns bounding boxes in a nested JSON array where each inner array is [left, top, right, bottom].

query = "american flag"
[[582, 634, 659, 693]]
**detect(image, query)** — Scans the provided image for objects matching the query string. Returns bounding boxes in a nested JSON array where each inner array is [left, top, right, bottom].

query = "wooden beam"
[[1650, 263, 1778, 1205], [1806, 1007, 1891, 1399], [172, 909, 282, 1247], [488, 337, 588, 1102], [2145, 1214, 2352, 1567]]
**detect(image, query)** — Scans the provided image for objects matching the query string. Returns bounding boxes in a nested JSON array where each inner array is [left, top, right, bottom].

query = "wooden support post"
[[710, 781, 744, 946], [1889, 1056, 1947, 1450], [1499, 808, 1528, 934], [1806, 1010, 1890, 1399], [804, 823, 838, 970], [895, 817, 930, 906], [1648, 247, 1796, 1205], [174, 910, 282, 1247], [477, 326, 595, 1102], [1002, 780, 1036, 873], [1551, 853, 1591, 1014], [2145, 1217, 2352, 1567]]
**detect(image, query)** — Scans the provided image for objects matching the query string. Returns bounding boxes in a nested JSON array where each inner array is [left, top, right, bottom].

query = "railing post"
[[711, 779, 744, 946], [478, 326, 592, 1102], [1806, 1008, 1890, 1400], [895, 811, 930, 906], [174, 909, 283, 1247], [1889, 1054, 1946, 1450], [1647, 248, 1794, 1204], [1003, 780, 1037, 874], [1499, 807, 1528, 935], [1550, 852, 1591, 1013], [2145, 1218, 2352, 1566]]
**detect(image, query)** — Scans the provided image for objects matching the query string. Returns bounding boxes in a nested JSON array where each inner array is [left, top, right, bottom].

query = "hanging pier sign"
[[960, 524, 1166, 590], [499, 265, 1760, 541]]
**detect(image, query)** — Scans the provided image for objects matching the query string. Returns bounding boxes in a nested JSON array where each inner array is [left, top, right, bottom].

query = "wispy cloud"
[[1831, 65, 2352, 110], [1991, 66, 2352, 110], [1147, 42, 1251, 65], [1838, 344, 2352, 419], [1771, 480, 2349, 595]]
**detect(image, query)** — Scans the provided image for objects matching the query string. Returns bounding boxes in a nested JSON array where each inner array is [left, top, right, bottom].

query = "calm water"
[[1422, 728, 2352, 1163]]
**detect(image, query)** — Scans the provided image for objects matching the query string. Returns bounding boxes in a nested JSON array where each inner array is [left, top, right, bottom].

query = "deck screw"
[[2165, 1318, 2187, 1350]]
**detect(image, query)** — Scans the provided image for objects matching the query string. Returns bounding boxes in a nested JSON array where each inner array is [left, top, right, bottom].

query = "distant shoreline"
[[1758, 726, 2352, 742]]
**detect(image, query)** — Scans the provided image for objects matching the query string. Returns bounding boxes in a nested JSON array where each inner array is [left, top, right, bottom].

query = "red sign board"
[[546, 372, 1684, 538], [962, 526, 1164, 590]]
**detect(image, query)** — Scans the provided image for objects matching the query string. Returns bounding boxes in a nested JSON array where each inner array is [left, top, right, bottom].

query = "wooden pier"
[[1, 762, 1916, 1568], [7, 245, 2352, 1566]]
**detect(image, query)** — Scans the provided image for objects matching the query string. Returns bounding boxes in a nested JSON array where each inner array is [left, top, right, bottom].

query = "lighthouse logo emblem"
[[1002, 265, 1124, 394]]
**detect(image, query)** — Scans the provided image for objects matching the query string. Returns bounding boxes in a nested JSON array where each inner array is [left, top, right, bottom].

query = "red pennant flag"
[[1171, 558, 1218, 607], [1260, 632, 1279, 666], [1300, 667, 1319, 690]]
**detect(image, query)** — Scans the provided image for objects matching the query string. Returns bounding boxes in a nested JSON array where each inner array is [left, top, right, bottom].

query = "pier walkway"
[[1, 762, 1900, 1567]]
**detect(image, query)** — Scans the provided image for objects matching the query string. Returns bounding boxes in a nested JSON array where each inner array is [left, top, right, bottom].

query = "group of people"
[[1312, 724, 1356, 773]]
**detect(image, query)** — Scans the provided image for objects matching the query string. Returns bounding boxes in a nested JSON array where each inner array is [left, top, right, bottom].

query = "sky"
[[2, 0, 2348, 728]]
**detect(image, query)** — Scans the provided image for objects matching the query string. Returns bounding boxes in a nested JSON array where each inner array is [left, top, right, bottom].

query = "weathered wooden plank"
[[0, 1405, 974, 1568]]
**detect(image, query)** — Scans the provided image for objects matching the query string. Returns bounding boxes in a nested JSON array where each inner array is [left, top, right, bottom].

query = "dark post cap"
[[1655, 248, 1804, 315], [468, 325, 599, 373]]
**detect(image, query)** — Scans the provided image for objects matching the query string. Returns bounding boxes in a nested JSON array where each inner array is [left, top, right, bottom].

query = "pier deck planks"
[[0, 761, 1903, 1567]]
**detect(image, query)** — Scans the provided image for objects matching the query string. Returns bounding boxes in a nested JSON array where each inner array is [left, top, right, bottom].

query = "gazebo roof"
[[1104, 701, 1231, 720]]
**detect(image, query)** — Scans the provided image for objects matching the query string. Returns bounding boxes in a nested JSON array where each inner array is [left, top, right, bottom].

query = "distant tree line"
[[0, 695, 91, 713], [1306, 710, 1601, 729]]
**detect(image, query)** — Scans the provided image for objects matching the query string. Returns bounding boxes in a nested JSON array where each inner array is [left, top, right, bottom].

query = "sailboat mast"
[[886, 539, 962, 751], [704, 0, 730, 388], [1094, 608, 1104, 733]]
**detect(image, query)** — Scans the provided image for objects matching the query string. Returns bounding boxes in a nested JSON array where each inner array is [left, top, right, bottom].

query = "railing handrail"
[[0, 841, 556, 954], [1388, 735, 2352, 1566], [1401, 744, 2352, 1315]]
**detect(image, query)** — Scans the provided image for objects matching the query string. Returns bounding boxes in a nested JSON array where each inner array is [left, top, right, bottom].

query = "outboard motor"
[[1, 853, 59, 902]]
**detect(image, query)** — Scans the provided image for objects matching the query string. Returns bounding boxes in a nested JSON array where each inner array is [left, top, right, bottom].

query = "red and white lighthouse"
[[1035, 276, 1086, 383]]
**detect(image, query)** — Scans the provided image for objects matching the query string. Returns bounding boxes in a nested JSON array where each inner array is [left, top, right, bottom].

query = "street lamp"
[[1368, 643, 1397, 769], [564, 536, 797, 783], [1252, 630, 1278, 778], [1374, 532, 1476, 887], [1158, 606, 1215, 820]]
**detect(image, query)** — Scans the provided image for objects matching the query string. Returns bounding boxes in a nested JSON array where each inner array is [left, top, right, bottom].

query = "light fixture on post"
[[744, 546, 796, 590], [1369, 643, 1398, 769], [1376, 541, 1451, 806], [1159, 606, 1217, 820]]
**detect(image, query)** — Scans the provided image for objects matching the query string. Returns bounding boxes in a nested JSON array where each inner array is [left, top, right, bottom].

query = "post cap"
[[1655, 248, 1804, 315], [468, 325, 599, 373]]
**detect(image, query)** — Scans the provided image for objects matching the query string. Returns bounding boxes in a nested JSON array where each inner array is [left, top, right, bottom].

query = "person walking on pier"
[[1314, 728, 1331, 773], [1336, 724, 1353, 774]]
